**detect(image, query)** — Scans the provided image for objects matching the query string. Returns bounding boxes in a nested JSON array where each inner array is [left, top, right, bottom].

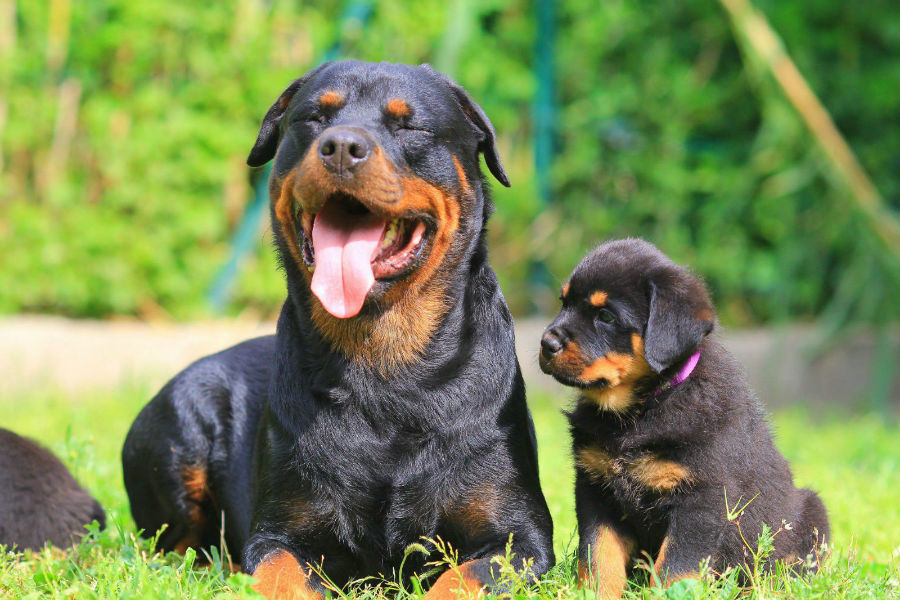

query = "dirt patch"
[[1, 315, 895, 408], [0, 315, 274, 395]]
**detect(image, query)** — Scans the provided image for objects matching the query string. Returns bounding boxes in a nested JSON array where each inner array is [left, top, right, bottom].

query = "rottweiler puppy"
[[0, 428, 105, 550], [539, 238, 829, 598], [122, 61, 554, 599]]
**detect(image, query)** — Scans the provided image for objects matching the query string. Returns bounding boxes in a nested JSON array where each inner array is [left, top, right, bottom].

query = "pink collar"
[[653, 350, 701, 397]]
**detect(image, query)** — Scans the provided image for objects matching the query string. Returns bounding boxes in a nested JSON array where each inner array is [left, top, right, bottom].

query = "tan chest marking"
[[628, 455, 692, 492], [576, 446, 691, 492], [576, 446, 622, 480]]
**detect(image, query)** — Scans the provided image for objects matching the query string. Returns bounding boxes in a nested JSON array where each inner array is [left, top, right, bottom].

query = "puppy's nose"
[[318, 128, 371, 175], [541, 327, 569, 358], [541, 335, 563, 356]]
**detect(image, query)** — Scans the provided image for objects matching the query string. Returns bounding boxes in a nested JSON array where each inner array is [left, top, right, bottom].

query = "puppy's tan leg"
[[578, 525, 635, 599], [653, 536, 700, 586]]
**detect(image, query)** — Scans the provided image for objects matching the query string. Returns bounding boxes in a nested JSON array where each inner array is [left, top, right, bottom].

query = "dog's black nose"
[[318, 128, 371, 175], [541, 328, 568, 358]]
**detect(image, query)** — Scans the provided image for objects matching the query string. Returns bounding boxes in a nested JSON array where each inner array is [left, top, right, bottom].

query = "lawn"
[[1, 382, 898, 599]]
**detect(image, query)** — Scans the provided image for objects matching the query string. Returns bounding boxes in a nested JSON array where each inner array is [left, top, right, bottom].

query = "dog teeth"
[[382, 220, 399, 248]]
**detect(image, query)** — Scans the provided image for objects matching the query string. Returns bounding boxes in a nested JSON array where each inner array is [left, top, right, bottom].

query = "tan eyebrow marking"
[[318, 90, 345, 109], [561, 283, 570, 298], [385, 98, 411, 118], [590, 290, 608, 306]]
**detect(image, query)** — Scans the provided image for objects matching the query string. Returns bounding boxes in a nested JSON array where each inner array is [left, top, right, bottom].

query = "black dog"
[[122, 61, 553, 599], [0, 428, 105, 550], [539, 238, 828, 598]]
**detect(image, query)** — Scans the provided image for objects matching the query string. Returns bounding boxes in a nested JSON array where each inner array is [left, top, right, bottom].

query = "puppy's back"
[[0, 428, 105, 550]]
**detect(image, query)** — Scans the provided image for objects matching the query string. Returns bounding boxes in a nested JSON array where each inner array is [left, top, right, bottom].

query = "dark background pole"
[[531, 0, 556, 311]]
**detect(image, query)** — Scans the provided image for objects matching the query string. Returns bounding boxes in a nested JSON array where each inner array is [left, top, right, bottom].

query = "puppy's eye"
[[597, 309, 616, 324]]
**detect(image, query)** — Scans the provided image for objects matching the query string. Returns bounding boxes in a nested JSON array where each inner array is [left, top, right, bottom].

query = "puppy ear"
[[644, 276, 715, 373], [423, 65, 510, 187], [247, 64, 330, 167]]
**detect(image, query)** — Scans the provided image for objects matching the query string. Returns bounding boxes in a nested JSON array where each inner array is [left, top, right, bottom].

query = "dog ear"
[[423, 65, 510, 187], [247, 64, 330, 167], [644, 275, 715, 373]]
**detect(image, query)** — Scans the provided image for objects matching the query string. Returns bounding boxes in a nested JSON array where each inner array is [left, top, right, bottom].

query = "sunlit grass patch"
[[1, 386, 898, 598]]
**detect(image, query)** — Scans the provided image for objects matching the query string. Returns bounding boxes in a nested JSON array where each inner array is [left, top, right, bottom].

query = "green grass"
[[1, 383, 898, 598]]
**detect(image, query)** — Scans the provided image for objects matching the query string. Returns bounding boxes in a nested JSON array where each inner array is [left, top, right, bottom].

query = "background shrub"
[[0, 0, 897, 325]]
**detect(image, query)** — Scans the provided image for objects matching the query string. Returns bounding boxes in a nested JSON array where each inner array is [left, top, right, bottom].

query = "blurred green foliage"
[[0, 0, 897, 323]]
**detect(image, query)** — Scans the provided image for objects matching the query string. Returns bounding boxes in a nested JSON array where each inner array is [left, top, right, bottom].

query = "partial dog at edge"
[[539, 238, 829, 599], [0, 428, 106, 551], [122, 60, 554, 600]]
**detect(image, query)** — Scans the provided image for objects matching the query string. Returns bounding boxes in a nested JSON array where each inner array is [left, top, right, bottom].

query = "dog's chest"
[[576, 440, 692, 510], [297, 418, 461, 540], [285, 378, 515, 567]]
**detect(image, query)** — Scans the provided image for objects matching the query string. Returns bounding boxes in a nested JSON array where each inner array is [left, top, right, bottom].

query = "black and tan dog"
[[1, 428, 105, 550], [122, 61, 553, 599], [539, 238, 828, 598]]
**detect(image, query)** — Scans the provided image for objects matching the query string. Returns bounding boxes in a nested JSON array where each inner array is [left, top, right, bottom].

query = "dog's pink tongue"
[[310, 204, 387, 318]]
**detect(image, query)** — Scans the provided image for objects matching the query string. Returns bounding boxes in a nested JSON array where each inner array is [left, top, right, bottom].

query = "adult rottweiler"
[[122, 61, 554, 598], [539, 238, 828, 598], [0, 428, 106, 550]]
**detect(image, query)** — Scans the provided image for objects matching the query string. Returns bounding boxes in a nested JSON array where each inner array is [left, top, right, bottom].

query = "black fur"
[[540, 238, 829, 590], [0, 428, 105, 550], [122, 61, 553, 592]]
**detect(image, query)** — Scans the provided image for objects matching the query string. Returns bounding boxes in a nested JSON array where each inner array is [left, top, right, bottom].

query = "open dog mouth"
[[299, 192, 430, 318]]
